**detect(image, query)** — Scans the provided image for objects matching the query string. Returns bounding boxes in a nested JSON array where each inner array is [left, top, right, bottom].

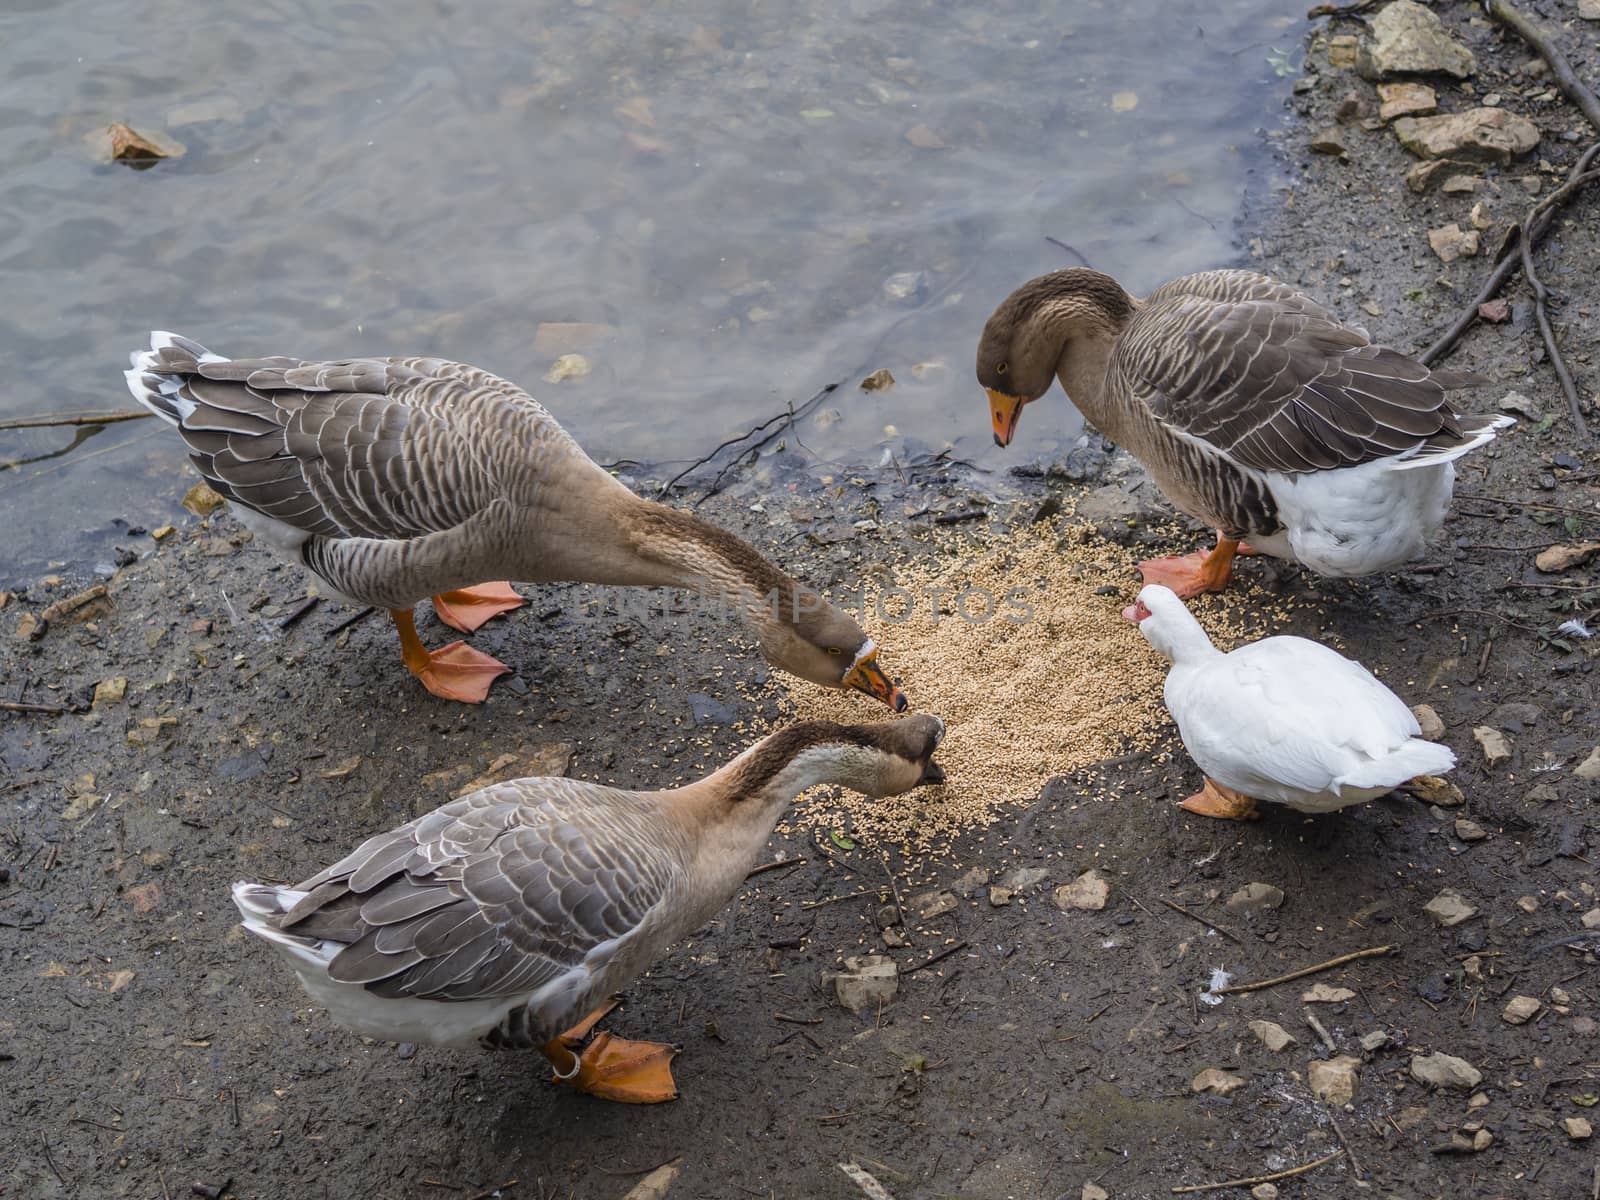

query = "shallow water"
[[0, 0, 1300, 582]]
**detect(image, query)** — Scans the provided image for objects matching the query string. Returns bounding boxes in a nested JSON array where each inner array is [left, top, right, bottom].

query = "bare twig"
[[1, 700, 70, 715], [1304, 1007, 1337, 1053], [1457, 492, 1600, 522], [1324, 1107, 1366, 1179], [1486, 0, 1600, 132], [0, 410, 151, 433], [277, 596, 321, 630], [878, 851, 904, 926], [1161, 898, 1242, 945], [1044, 237, 1092, 268], [902, 940, 968, 975], [657, 380, 842, 499], [744, 856, 806, 880], [838, 1162, 896, 1200], [1171, 1149, 1344, 1194], [325, 606, 376, 638], [1519, 175, 1597, 439], [1215, 946, 1394, 995]]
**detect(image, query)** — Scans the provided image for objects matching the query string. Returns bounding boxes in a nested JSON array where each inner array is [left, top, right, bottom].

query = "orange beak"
[[842, 648, 909, 712], [988, 389, 1025, 447]]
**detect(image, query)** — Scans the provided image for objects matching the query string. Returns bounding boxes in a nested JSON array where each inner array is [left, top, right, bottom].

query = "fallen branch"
[[1486, 0, 1600, 132], [656, 379, 843, 500], [1045, 236, 1093, 268], [744, 856, 806, 880], [1171, 1149, 1344, 1194], [1, 700, 70, 715], [0, 410, 152, 433], [1519, 172, 1598, 439], [902, 939, 968, 975], [1160, 898, 1242, 945], [1214, 945, 1394, 995]]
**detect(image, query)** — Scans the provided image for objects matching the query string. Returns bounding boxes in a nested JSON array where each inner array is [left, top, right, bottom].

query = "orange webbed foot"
[[431, 582, 526, 633], [1178, 778, 1261, 821], [1138, 535, 1242, 598], [391, 609, 510, 703], [543, 1027, 680, 1105]]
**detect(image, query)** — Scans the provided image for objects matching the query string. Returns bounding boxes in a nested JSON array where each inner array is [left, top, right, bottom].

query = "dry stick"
[[1324, 1107, 1367, 1180], [0, 409, 151, 433], [1303, 1006, 1337, 1053], [1161, 898, 1242, 945], [1214, 945, 1394, 995], [1520, 173, 1599, 440], [0, 700, 69, 715], [1171, 1149, 1345, 1194], [902, 940, 968, 975], [878, 850, 905, 925], [1487, 0, 1600, 132], [744, 855, 807, 880], [1420, 143, 1600, 367]]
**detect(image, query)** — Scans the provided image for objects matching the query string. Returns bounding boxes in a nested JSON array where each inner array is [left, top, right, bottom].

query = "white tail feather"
[[1386, 415, 1514, 471]]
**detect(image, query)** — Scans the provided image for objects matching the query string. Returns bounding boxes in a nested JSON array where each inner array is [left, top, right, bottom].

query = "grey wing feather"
[[278, 782, 685, 1003], [127, 337, 538, 541], [1119, 270, 1481, 475]]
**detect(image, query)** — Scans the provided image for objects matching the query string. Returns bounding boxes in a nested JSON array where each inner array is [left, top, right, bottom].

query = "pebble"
[[951, 868, 990, 898], [1081, 1184, 1109, 1200], [1225, 882, 1285, 917], [1424, 888, 1477, 927], [1303, 983, 1355, 1003], [1441, 173, 1478, 194], [1395, 109, 1541, 165], [1428, 223, 1479, 263], [1581, 907, 1600, 930], [1501, 996, 1540, 1025], [910, 890, 958, 921], [1411, 1051, 1483, 1089], [1358, 0, 1476, 79], [1054, 870, 1109, 912], [93, 677, 129, 708], [1453, 818, 1487, 842], [859, 368, 895, 392], [1516, 895, 1538, 914], [1411, 703, 1445, 740], [1472, 726, 1512, 768], [988, 886, 1013, 907], [1360, 1030, 1390, 1052], [1309, 127, 1348, 156], [1328, 34, 1359, 69], [1564, 1117, 1593, 1140], [542, 353, 591, 383], [1248, 1020, 1297, 1052], [1499, 390, 1542, 421], [1251, 1187, 1278, 1200], [1308, 1055, 1361, 1105], [829, 955, 898, 1015], [1573, 747, 1600, 782], [1376, 81, 1437, 122], [1191, 1068, 1246, 1096]]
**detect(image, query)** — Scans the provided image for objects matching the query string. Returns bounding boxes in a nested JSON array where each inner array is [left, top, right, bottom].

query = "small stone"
[[1225, 882, 1285, 917], [988, 886, 1014, 907], [543, 353, 592, 383], [1424, 888, 1477, 927], [998, 866, 1049, 891], [93, 677, 128, 708], [1501, 996, 1540, 1025], [1428, 223, 1479, 263], [1411, 703, 1445, 740], [1563, 1117, 1593, 1140], [1251, 1187, 1278, 1200], [903, 124, 945, 150], [1405, 159, 1455, 193], [1334, 91, 1365, 121], [90, 122, 186, 164], [1581, 907, 1600, 930], [1575, 748, 1600, 782], [881, 927, 908, 948], [151, 525, 175, 541], [1328, 35, 1359, 69], [1377, 81, 1437, 121], [1054, 870, 1109, 912], [41, 584, 113, 626], [1358, 0, 1476, 80], [1535, 542, 1600, 573], [1468, 201, 1491, 230], [1441, 173, 1479, 194], [1551, 987, 1571, 1005], [952, 868, 990, 898], [829, 955, 898, 1015], [182, 481, 227, 516], [1472, 1128, 1493, 1152], [15, 610, 43, 641], [1467, 1091, 1490, 1109], [1081, 1184, 1109, 1200], [1395, 1105, 1429, 1131], [1477, 298, 1511, 323], [910, 890, 958, 921], [1360, 1030, 1390, 1052], [1581, 0, 1600, 20], [1249, 1019, 1298, 1052], [1498, 390, 1541, 420], [1191, 1068, 1246, 1096], [1410, 1051, 1482, 1089], [1303, 983, 1356, 1003], [1309, 127, 1348, 155], [860, 368, 895, 392], [1516, 895, 1538, 914], [1575, 1016, 1599, 1037], [1308, 1055, 1362, 1105], [1454, 818, 1487, 842], [1472, 726, 1512, 767], [1395, 109, 1540, 164]]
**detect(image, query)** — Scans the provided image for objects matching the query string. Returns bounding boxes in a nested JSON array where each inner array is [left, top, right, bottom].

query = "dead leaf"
[[126, 883, 162, 915], [616, 96, 656, 127], [318, 755, 362, 781], [622, 1159, 682, 1200], [1111, 91, 1139, 113], [543, 354, 591, 383], [1303, 983, 1356, 1003], [105, 969, 136, 993], [90, 123, 185, 166], [904, 124, 945, 149], [1535, 542, 1600, 573], [41, 585, 112, 626], [182, 481, 227, 517]]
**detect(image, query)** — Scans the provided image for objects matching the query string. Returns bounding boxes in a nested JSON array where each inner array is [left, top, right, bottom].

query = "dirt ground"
[[4, 4, 1599, 1198]]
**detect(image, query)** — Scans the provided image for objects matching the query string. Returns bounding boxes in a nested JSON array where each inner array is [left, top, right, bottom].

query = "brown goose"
[[977, 269, 1511, 596], [232, 716, 946, 1103], [127, 334, 905, 707]]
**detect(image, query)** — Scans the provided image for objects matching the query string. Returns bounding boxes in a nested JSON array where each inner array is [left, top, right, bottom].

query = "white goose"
[[1124, 585, 1455, 819]]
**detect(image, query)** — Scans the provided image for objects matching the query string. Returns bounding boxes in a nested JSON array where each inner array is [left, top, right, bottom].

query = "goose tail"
[[1386, 413, 1514, 471], [123, 331, 224, 425], [1338, 739, 1457, 792]]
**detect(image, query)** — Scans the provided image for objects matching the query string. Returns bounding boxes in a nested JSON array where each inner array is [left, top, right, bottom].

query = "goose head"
[[976, 268, 1135, 446], [1121, 584, 1217, 664], [759, 592, 908, 711], [797, 714, 947, 797]]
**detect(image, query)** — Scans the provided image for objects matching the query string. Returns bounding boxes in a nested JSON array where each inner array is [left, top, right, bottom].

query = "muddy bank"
[[5, 4, 1600, 1199]]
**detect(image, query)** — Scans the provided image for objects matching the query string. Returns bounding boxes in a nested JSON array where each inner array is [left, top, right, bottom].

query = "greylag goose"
[[1125, 584, 1455, 819], [126, 334, 906, 707], [233, 715, 946, 1102], [977, 269, 1512, 596]]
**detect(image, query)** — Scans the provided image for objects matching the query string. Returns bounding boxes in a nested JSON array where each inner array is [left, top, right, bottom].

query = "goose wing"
[[276, 780, 684, 1002], [126, 333, 556, 541], [1116, 270, 1474, 475]]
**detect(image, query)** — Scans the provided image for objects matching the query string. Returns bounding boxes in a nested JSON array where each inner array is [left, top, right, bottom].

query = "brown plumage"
[[126, 333, 907, 708], [976, 268, 1511, 593]]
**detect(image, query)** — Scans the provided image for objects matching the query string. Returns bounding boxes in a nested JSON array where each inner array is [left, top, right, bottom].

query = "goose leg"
[[1137, 533, 1242, 598], [431, 582, 526, 633], [1178, 777, 1261, 821], [391, 609, 510, 703], [542, 1010, 680, 1105]]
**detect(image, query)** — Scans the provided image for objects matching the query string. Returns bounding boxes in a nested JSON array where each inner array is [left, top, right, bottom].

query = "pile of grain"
[[771, 518, 1289, 848]]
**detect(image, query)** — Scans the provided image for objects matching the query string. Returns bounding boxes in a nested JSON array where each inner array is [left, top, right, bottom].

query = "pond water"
[[0, 0, 1302, 583]]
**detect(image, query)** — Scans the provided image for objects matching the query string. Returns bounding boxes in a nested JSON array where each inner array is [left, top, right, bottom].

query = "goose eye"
[[826, 646, 842, 656], [996, 362, 1007, 375]]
